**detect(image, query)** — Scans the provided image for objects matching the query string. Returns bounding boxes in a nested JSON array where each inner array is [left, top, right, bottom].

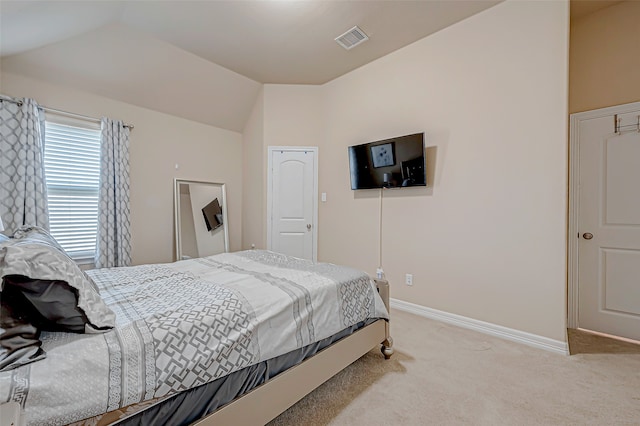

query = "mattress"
[[1, 250, 388, 425]]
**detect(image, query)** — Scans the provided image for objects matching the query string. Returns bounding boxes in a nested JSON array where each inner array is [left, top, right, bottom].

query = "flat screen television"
[[348, 132, 426, 190], [202, 198, 223, 231]]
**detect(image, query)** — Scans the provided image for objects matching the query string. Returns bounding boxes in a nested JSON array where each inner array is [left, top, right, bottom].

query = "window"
[[44, 121, 101, 260]]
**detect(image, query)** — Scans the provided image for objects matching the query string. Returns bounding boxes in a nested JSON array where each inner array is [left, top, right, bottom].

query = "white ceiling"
[[1, 1, 502, 84], [2, 0, 607, 131]]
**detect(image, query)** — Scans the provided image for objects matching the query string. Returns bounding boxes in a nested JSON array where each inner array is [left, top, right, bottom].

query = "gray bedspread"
[[0, 250, 388, 425]]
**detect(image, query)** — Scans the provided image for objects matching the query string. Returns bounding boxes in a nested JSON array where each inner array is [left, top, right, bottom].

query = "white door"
[[576, 105, 640, 341], [268, 147, 317, 260]]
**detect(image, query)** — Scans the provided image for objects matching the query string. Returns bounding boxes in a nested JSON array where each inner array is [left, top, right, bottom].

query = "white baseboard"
[[390, 298, 569, 355]]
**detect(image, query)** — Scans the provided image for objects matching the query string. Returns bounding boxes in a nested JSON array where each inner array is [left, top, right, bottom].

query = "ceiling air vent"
[[335, 26, 369, 50]]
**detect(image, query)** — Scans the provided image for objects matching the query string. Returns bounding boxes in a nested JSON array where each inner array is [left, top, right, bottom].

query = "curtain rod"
[[0, 94, 134, 130]]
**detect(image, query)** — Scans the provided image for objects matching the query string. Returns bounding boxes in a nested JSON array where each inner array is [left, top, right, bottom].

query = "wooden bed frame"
[[193, 278, 394, 425]]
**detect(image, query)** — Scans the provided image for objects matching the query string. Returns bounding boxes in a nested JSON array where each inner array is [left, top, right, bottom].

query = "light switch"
[[321, 192, 327, 202]]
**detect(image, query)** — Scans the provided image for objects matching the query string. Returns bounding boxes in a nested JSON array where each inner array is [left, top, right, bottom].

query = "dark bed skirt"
[[115, 319, 372, 426]]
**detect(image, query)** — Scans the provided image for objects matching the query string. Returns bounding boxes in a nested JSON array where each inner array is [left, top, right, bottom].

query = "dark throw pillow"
[[0, 226, 115, 333]]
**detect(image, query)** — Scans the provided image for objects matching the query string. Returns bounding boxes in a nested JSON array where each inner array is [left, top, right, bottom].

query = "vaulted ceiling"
[[0, 1, 620, 132]]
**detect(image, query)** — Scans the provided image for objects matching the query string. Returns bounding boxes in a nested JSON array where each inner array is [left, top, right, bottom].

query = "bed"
[[0, 227, 392, 425]]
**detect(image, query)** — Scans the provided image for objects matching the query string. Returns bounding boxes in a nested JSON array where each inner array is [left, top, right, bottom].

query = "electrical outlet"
[[405, 273, 413, 286]]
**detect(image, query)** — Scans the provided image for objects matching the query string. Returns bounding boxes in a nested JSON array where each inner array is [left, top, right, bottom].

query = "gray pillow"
[[0, 226, 115, 333]]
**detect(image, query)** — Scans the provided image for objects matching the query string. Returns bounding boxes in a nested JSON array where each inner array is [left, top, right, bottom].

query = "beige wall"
[[241, 85, 325, 250], [263, 85, 325, 149], [1, 72, 243, 265], [254, 0, 569, 341], [570, 1, 640, 113], [262, 85, 325, 249], [242, 87, 266, 249]]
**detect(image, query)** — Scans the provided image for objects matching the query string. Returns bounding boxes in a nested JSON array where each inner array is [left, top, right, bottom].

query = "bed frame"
[[192, 278, 394, 425]]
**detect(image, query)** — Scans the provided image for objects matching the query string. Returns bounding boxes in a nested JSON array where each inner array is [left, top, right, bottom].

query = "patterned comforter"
[[0, 250, 388, 425]]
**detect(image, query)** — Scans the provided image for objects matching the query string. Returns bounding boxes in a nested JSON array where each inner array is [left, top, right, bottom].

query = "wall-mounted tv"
[[348, 132, 425, 190]]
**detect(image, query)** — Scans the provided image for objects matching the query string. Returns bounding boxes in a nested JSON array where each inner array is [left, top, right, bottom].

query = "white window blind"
[[44, 121, 101, 259]]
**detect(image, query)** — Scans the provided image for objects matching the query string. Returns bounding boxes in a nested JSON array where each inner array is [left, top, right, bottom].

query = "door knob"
[[307, 224, 312, 231], [582, 232, 593, 240]]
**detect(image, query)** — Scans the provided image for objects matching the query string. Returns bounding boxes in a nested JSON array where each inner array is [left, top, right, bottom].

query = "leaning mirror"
[[174, 179, 229, 261]]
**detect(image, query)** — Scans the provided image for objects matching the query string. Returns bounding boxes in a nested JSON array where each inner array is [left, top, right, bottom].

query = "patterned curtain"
[[0, 98, 49, 233], [95, 118, 131, 268]]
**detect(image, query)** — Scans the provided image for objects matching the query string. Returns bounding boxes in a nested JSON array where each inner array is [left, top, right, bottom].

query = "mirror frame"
[[174, 178, 229, 261]]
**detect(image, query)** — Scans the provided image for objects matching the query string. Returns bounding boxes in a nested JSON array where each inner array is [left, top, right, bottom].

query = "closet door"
[[575, 104, 640, 341]]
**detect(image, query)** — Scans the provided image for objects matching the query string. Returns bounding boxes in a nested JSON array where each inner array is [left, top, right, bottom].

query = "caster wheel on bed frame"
[[381, 337, 394, 359]]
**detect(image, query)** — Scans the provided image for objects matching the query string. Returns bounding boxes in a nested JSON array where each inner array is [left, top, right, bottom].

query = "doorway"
[[568, 101, 640, 342], [267, 146, 318, 261]]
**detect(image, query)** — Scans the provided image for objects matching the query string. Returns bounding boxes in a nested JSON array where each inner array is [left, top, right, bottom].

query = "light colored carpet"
[[269, 309, 640, 425]]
